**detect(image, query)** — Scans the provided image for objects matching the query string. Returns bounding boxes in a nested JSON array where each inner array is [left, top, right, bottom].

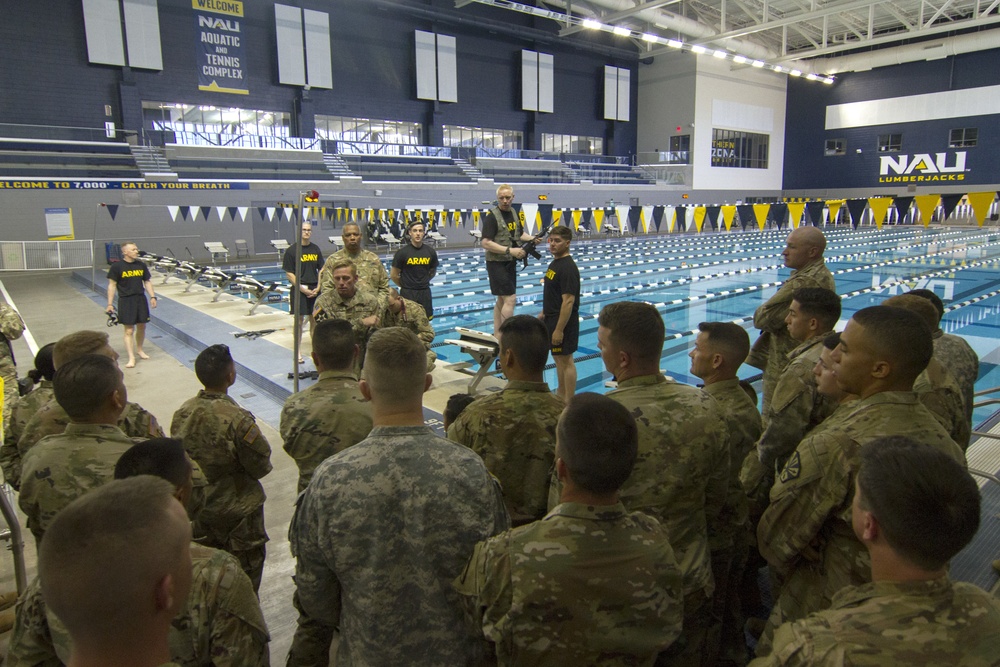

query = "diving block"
[[179, 261, 208, 292], [200, 267, 238, 302], [444, 327, 500, 394], [235, 275, 288, 315], [140, 252, 181, 284]]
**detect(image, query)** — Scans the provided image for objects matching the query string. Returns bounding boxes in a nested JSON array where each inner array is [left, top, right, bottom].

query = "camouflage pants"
[[1, 356, 16, 425], [656, 589, 712, 667], [197, 505, 267, 593], [710, 540, 751, 667], [286, 584, 336, 667]]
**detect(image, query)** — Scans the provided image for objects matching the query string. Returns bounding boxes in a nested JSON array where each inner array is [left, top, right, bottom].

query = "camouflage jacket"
[[312, 288, 381, 348], [280, 370, 373, 493], [382, 296, 435, 348], [603, 374, 730, 600], [19, 423, 135, 543], [757, 391, 964, 643], [750, 577, 1000, 666], [454, 502, 684, 666], [318, 249, 390, 311], [290, 425, 510, 667], [449, 380, 563, 525], [933, 330, 979, 422], [8, 543, 271, 667], [703, 378, 762, 552], [17, 397, 164, 462], [752, 259, 836, 416], [0, 302, 25, 343], [757, 335, 836, 471], [1, 381, 53, 489], [170, 391, 272, 541], [915, 358, 971, 450]]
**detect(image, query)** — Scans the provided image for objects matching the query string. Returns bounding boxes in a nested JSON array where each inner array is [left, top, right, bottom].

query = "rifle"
[[231, 328, 284, 340]]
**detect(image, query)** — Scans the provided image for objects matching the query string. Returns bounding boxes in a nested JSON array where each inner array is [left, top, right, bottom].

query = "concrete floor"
[[0, 268, 504, 664]]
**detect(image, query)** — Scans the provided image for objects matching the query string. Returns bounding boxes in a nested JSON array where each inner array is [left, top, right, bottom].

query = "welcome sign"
[[194, 0, 248, 95]]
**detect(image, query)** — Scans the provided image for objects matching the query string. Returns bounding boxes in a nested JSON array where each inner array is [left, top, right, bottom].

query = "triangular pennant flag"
[[826, 200, 845, 225], [106, 204, 119, 221], [520, 204, 539, 235], [804, 201, 826, 226], [967, 192, 997, 226], [186, 206, 198, 221], [627, 206, 642, 233], [616, 205, 630, 233], [227, 206, 239, 221], [538, 204, 553, 232], [200, 206, 212, 221], [652, 206, 664, 232], [593, 209, 605, 232], [641, 206, 654, 233], [216, 206, 228, 221], [770, 203, 788, 229], [721, 205, 737, 231], [693, 206, 707, 233], [168, 205, 180, 221], [236, 207, 248, 222], [787, 202, 805, 229], [705, 206, 720, 231], [845, 199, 869, 228], [572, 210, 582, 230], [914, 195, 940, 227], [257, 207, 270, 222], [753, 204, 770, 231], [736, 205, 754, 231], [472, 210, 480, 228], [867, 197, 893, 230], [940, 193, 964, 222], [676, 207, 689, 232], [179, 207, 191, 221], [664, 206, 676, 233], [892, 197, 914, 224]]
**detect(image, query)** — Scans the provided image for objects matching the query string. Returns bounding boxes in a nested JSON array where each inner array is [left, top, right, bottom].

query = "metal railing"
[[0, 122, 137, 144], [158, 131, 321, 151], [0, 241, 94, 271]]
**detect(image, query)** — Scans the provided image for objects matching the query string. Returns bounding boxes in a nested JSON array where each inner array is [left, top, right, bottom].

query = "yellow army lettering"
[[545, 269, 556, 280], [120, 269, 145, 278], [406, 257, 431, 266], [301, 254, 319, 262]]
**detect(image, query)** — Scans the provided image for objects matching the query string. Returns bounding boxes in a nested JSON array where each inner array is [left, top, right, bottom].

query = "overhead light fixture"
[[582, 18, 602, 29], [691, 45, 707, 54], [789, 69, 802, 76], [733, 55, 748, 64], [613, 26, 631, 36], [667, 39, 683, 49], [751, 60, 765, 68], [713, 50, 728, 59], [641, 33, 659, 42], [823, 77, 836, 84], [806, 73, 819, 80], [772, 65, 783, 72]]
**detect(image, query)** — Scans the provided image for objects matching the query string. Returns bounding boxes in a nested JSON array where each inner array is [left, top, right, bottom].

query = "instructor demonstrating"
[[481, 184, 540, 335], [106, 242, 155, 368]]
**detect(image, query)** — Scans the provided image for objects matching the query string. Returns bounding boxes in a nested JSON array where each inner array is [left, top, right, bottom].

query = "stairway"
[[454, 158, 483, 181], [129, 145, 177, 180], [322, 153, 355, 178]]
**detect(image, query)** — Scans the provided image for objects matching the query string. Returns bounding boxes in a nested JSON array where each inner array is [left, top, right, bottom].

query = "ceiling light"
[[789, 69, 802, 76], [823, 77, 835, 84], [613, 26, 631, 36], [713, 50, 728, 59], [772, 65, 783, 72], [641, 33, 659, 42], [691, 45, 707, 54], [751, 60, 765, 68], [806, 73, 819, 80], [733, 55, 748, 64], [667, 39, 683, 49], [582, 18, 602, 29]]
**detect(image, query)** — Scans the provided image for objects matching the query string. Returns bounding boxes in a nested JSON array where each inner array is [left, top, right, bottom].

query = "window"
[[949, 127, 978, 148], [541, 133, 603, 154], [711, 129, 769, 169], [315, 116, 422, 144], [141, 102, 289, 141], [878, 133, 902, 152], [825, 139, 846, 156], [441, 125, 523, 150]]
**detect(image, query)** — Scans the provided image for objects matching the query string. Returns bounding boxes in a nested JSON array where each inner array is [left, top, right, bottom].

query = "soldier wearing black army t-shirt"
[[283, 221, 325, 362], [106, 242, 155, 368], [391, 220, 438, 319]]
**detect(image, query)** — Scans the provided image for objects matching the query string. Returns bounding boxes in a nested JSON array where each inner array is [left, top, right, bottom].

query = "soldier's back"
[[19, 398, 162, 457], [934, 332, 979, 419]]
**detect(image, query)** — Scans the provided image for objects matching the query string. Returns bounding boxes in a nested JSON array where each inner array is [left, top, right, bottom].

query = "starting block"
[[200, 267, 238, 302], [444, 327, 500, 394], [235, 275, 288, 315]]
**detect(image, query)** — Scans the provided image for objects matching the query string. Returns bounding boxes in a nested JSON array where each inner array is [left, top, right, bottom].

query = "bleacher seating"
[[0, 138, 142, 179], [337, 154, 472, 182], [166, 144, 336, 180], [565, 161, 656, 185], [473, 157, 577, 184]]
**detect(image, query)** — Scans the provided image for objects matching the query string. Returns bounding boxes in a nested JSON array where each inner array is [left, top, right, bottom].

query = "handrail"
[[971, 431, 1000, 441], [0, 485, 27, 595], [974, 386, 1000, 396], [968, 468, 1000, 485], [0, 122, 136, 143]]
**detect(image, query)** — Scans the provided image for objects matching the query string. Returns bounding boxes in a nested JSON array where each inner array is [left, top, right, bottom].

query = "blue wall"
[[783, 48, 1000, 191], [0, 0, 637, 155]]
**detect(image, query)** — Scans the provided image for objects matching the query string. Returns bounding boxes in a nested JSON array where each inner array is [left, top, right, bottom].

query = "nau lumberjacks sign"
[[879, 151, 967, 183]]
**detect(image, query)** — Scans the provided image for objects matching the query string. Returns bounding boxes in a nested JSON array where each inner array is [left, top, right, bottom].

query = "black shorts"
[[290, 284, 318, 316], [117, 294, 150, 325], [400, 287, 434, 320], [545, 314, 579, 356], [486, 260, 516, 297]]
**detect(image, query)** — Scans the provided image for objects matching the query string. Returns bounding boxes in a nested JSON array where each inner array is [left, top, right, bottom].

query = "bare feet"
[[137, 350, 150, 360], [125, 360, 136, 369]]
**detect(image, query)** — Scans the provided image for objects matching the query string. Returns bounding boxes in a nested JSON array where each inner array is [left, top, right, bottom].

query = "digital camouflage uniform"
[[933, 330, 979, 423], [8, 543, 271, 667], [756, 391, 964, 654], [171, 391, 272, 592], [382, 295, 438, 370], [0, 381, 53, 488], [0, 302, 25, 426], [18, 423, 135, 543], [746, 335, 836, 510], [914, 358, 971, 450], [313, 287, 381, 370], [448, 380, 564, 525], [281, 371, 372, 667], [704, 378, 763, 667], [748, 578, 1000, 667], [318, 249, 390, 311], [290, 425, 510, 667], [454, 502, 685, 667], [602, 374, 730, 667], [752, 259, 835, 417]]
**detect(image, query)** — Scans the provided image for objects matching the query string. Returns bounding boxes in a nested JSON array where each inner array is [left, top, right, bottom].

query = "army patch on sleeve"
[[779, 451, 802, 483]]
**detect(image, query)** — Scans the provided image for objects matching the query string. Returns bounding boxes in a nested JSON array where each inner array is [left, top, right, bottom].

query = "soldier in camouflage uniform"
[[35, 477, 193, 667], [313, 260, 381, 370], [1, 342, 55, 487], [0, 300, 26, 425], [290, 328, 509, 666], [747, 288, 841, 509], [19, 354, 136, 544], [318, 222, 390, 310], [690, 321, 763, 667], [12, 330, 165, 489], [171, 344, 272, 592], [455, 392, 684, 666], [384, 288, 438, 371], [756, 307, 965, 655], [587, 301, 730, 667], [449, 315, 564, 526], [282, 319, 372, 667], [751, 437, 998, 666], [9, 438, 272, 666], [751, 227, 836, 418], [909, 288, 980, 422]]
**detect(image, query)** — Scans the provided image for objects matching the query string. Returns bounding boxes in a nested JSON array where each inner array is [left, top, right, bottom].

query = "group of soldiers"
[[0, 220, 998, 667]]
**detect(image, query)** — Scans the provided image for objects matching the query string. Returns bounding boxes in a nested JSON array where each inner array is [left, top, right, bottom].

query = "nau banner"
[[194, 0, 248, 95]]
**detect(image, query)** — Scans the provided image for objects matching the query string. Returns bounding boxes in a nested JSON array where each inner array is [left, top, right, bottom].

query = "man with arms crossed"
[[391, 219, 438, 319], [541, 225, 580, 400], [283, 220, 324, 363], [481, 184, 540, 334], [106, 241, 156, 368]]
